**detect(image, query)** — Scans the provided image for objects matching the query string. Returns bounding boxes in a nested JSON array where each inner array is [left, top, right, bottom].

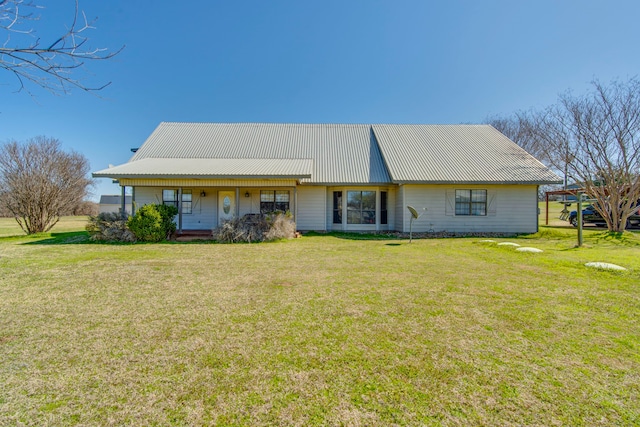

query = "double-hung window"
[[162, 189, 192, 214], [455, 189, 487, 216], [181, 190, 192, 214], [163, 189, 178, 208], [260, 190, 290, 213]]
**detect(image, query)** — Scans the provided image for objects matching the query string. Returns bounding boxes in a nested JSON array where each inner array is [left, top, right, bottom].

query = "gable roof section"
[[94, 122, 391, 184], [372, 124, 561, 184], [93, 122, 561, 185]]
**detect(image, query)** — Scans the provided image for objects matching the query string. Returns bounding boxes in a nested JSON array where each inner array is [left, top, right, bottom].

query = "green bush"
[[127, 204, 178, 242], [86, 212, 136, 242]]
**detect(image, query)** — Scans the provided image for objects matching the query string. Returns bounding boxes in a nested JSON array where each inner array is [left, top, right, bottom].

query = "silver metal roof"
[[372, 124, 561, 184], [93, 158, 313, 179], [108, 122, 391, 184], [94, 122, 560, 185]]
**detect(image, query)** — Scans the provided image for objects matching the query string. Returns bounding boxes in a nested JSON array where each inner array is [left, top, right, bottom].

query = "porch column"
[[120, 185, 126, 220], [236, 187, 240, 217], [131, 187, 136, 216], [178, 187, 183, 234], [293, 186, 297, 223]]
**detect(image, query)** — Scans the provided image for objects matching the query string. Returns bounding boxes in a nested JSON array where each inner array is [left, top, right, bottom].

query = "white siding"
[[133, 187, 217, 230], [402, 184, 538, 233], [394, 185, 404, 231], [297, 186, 326, 231]]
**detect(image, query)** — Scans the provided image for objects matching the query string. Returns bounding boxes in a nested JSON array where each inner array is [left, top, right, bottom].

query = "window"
[[181, 190, 192, 214], [333, 191, 343, 224], [380, 191, 388, 225], [260, 190, 290, 213], [347, 191, 376, 224], [163, 189, 192, 214], [455, 189, 487, 216], [163, 189, 178, 208]]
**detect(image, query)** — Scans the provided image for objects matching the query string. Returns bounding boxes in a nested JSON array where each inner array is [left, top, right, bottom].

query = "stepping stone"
[[497, 242, 520, 247], [585, 262, 627, 271], [516, 247, 543, 253]]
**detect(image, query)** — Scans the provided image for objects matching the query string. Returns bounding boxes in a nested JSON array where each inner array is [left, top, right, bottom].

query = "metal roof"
[[94, 122, 561, 185], [372, 124, 562, 184], [111, 122, 391, 184], [93, 158, 313, 179]]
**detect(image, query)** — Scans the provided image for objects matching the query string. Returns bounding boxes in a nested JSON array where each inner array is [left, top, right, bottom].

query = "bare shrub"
[[86, 212, 135, 242], [213, 213, 296, 243]]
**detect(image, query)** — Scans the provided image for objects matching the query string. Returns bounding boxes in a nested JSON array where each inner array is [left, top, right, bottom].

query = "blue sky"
[[2, 0, 640, 200]]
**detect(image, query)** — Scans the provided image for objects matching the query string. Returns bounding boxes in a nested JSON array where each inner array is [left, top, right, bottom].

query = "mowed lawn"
[[0, 216, 639, 426]]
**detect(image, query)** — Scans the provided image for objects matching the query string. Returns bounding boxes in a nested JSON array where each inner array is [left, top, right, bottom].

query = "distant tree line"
[[487, 78, 640, 232]]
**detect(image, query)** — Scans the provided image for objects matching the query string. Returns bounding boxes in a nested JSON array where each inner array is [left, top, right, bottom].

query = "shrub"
[[213, 212, 296, 243], [127, 204, 178, 242], [86, 212, 136, 242]]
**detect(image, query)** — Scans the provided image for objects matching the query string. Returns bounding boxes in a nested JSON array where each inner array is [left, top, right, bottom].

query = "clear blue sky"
[[2, 0, 639, 200]]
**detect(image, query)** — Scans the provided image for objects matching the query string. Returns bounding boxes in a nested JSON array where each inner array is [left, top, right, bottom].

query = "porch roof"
[[93, 158, 313, 179]]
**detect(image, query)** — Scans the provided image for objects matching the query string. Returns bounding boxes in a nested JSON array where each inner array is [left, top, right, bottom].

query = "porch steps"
[[175, 229, 214, 242]]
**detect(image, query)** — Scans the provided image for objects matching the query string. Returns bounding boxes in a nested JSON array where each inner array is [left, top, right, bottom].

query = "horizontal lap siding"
[[402, 184, 538, 234], [297, 186, 326, 231], [133, 187, 217, 229]]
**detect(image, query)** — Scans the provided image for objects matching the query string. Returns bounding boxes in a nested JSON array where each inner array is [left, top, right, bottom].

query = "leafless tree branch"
[[0, 0, 123, 95]]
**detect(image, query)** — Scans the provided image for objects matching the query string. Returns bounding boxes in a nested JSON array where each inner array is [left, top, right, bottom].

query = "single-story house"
[[98, 195, 133, 215], [93, 122, 561, 234]]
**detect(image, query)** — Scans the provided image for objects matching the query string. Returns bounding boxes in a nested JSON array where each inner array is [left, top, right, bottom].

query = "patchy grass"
[[1, 218, 639, 425]]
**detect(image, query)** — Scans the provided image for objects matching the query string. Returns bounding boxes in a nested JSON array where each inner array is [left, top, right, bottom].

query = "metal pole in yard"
[[577, 193, 583, 247]]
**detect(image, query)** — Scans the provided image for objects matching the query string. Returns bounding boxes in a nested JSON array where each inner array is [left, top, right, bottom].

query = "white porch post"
[[235, 188, 240, 217], [177, 187, 183, 234], [120, 185, 126, 220]]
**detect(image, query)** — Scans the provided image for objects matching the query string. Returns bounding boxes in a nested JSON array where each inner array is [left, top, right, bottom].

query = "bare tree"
[[487, 111, 548, 163], [0, 0, 122, 95], [534, 78, 640, 232], [0, 137, 93, 234]]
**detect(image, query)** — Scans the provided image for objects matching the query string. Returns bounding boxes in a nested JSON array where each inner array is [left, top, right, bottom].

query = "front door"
[[218, 191, 235, 225]]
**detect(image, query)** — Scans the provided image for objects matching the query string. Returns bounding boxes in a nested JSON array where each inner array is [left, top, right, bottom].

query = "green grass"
[[1, 217, 639, 425]]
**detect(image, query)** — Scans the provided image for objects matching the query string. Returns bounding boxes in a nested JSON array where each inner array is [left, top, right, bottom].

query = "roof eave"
[[92, 173, 312, 180], [393, 179, 564, 185]]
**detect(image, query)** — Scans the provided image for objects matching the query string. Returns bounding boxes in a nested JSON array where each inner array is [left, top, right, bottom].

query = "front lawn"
[[0, 218, 638, 425]]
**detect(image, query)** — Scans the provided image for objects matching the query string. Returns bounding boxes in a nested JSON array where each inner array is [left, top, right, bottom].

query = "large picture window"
[[347, 191, 376, 224], [455, 189, 487, 216], [260, 190, 290, 213]]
